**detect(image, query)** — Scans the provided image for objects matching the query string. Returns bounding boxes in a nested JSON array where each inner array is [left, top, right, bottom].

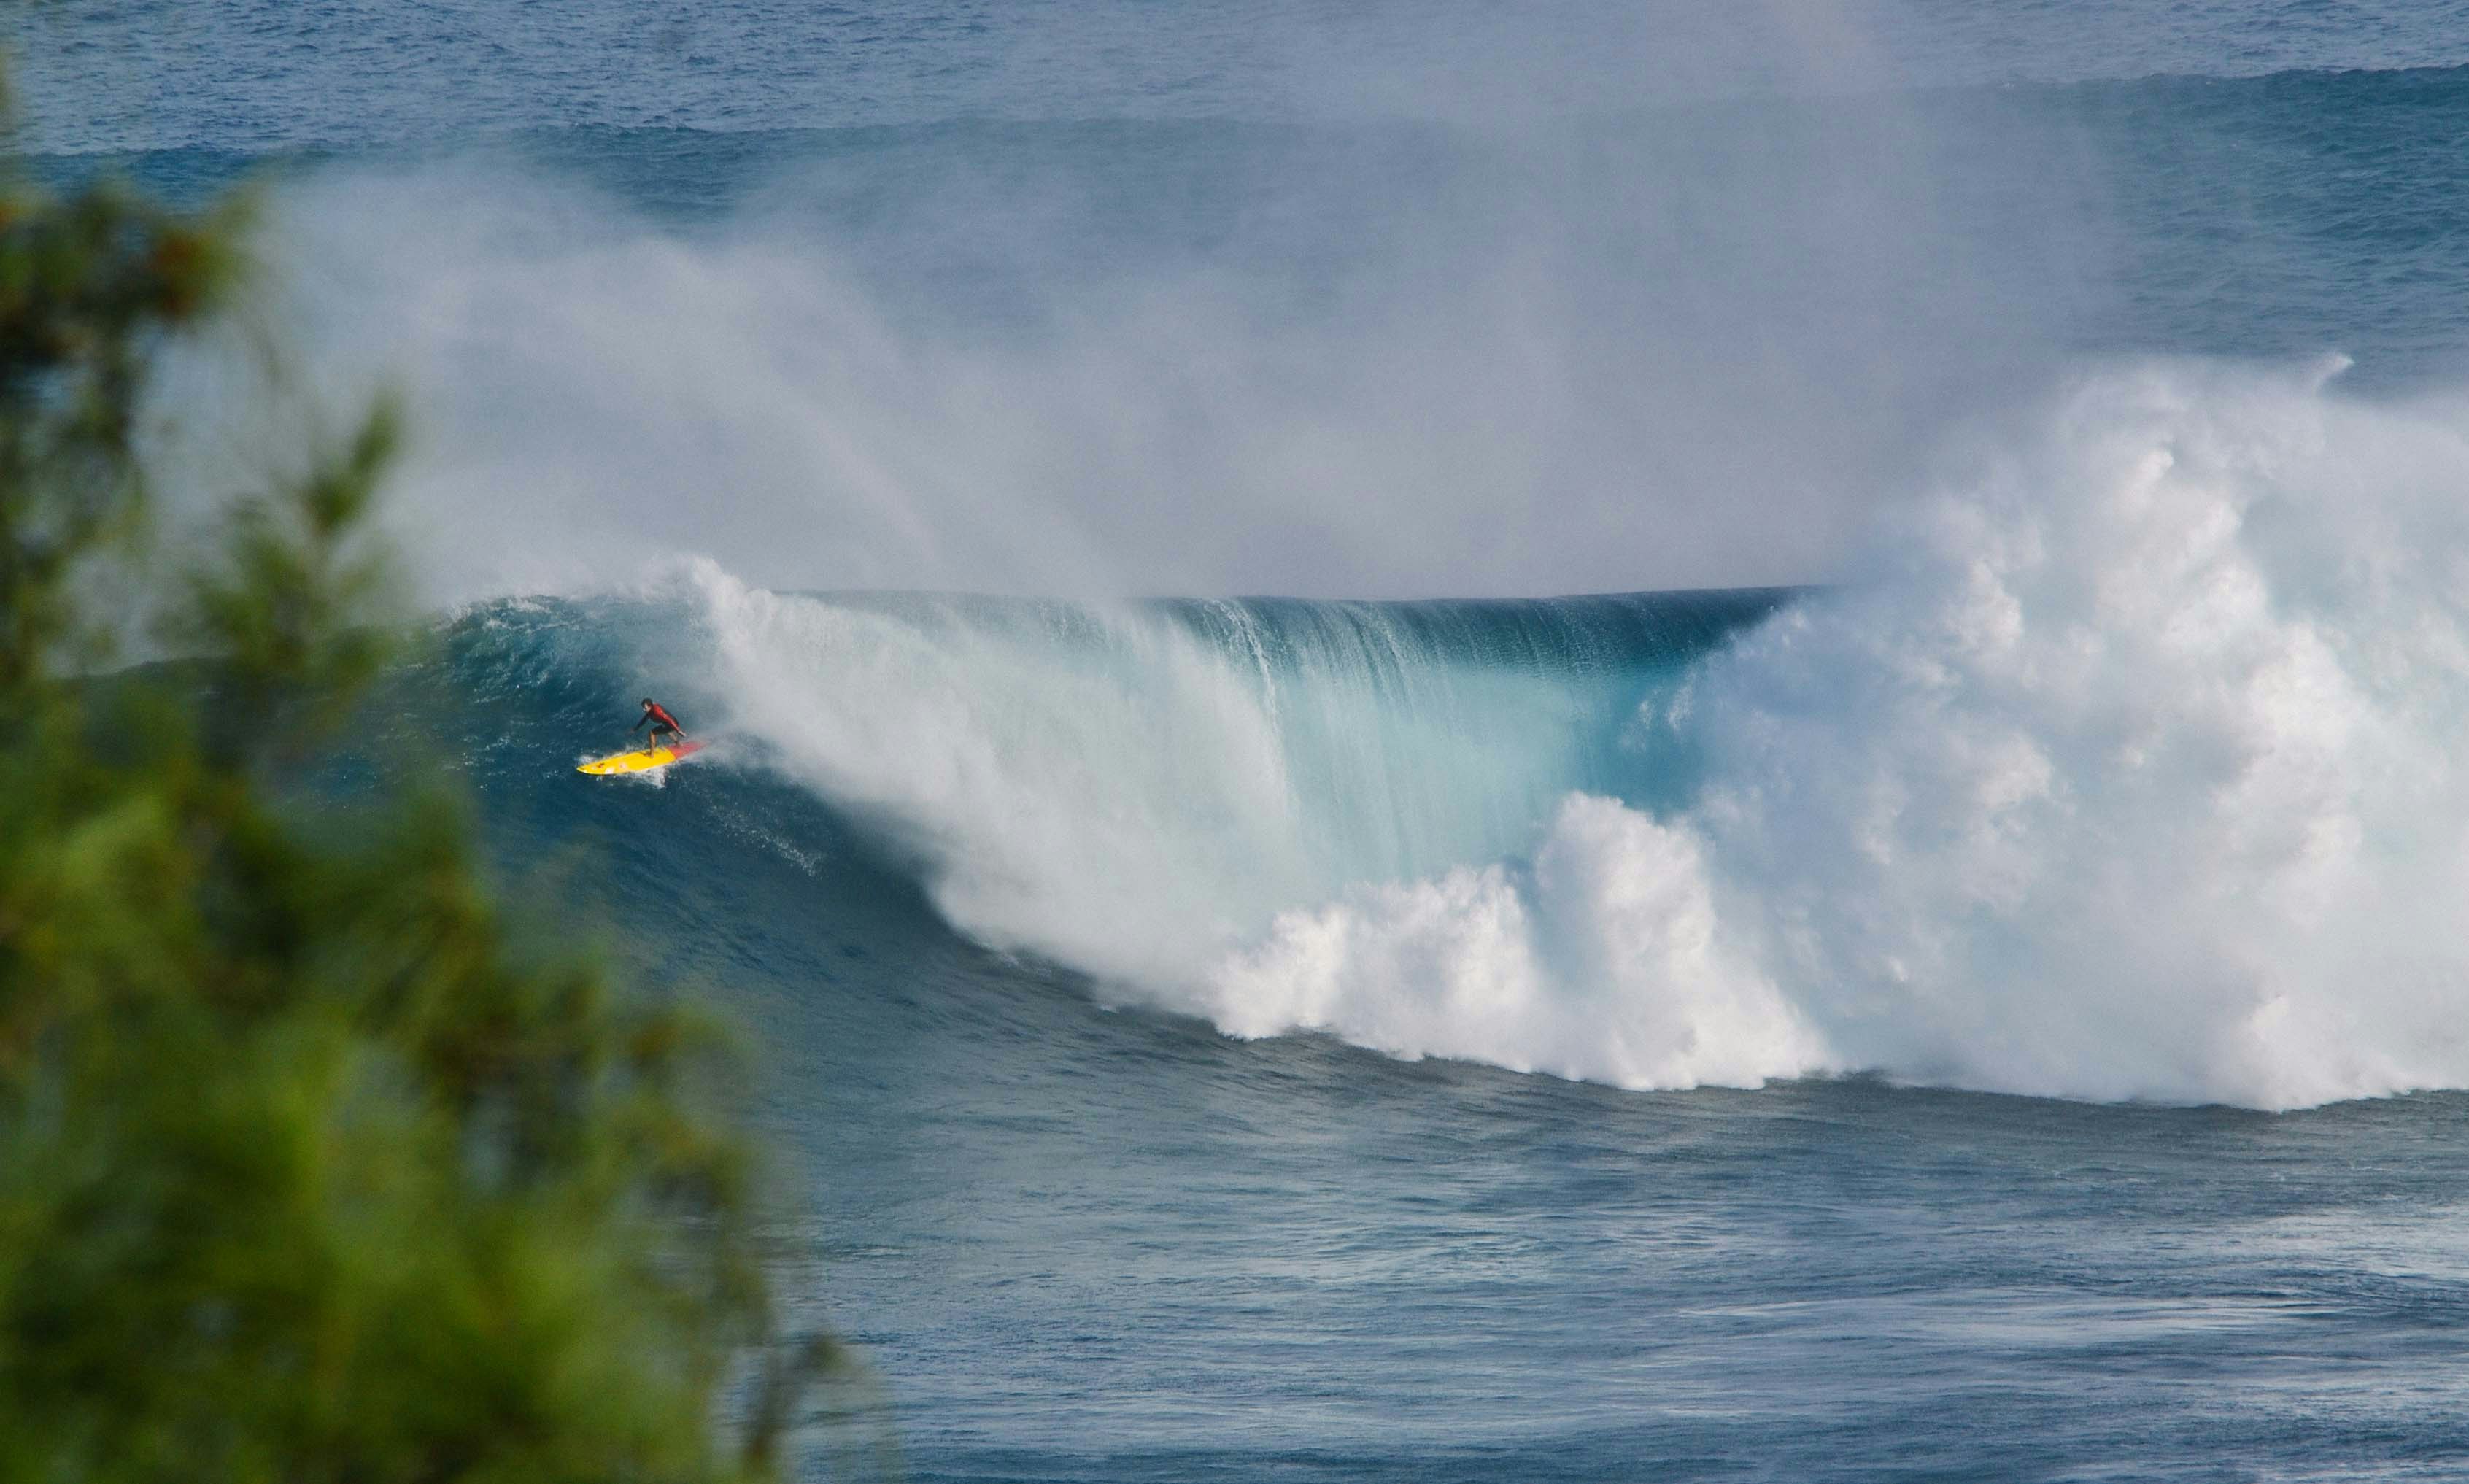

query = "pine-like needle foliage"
[[0, 86, 859, 1484]]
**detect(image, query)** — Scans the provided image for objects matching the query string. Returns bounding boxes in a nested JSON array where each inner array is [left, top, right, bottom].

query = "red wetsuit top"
[[641, 703, 682, 732]]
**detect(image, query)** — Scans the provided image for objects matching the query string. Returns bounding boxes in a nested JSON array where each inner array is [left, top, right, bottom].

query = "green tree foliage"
[[0, 93, 859, 1484]]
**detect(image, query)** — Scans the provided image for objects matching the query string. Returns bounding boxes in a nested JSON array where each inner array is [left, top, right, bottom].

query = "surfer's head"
[[641, 697, 654, 708]]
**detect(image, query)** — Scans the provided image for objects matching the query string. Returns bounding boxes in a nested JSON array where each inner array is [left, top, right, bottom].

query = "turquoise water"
[[34, 2, 2469, 1477]]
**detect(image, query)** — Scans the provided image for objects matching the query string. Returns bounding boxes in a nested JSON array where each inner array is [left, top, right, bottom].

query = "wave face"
[[433, 577, 1803, 1087], [422, 359, 2469, 1114], [682, 576, 1782, 990]]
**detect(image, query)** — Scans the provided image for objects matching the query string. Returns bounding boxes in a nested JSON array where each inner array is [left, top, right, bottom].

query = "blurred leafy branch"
[[0, 62, 872, 1484]]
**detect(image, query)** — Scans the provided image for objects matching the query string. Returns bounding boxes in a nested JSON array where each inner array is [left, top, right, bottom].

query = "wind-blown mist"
[[204, 85, 2059, 605]]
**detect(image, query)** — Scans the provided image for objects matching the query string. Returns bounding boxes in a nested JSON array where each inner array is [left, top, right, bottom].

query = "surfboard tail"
[[579, 739, 706, 775]]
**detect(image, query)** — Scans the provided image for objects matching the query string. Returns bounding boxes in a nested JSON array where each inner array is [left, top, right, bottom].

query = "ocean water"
[[31, 2, 2469, 1478]]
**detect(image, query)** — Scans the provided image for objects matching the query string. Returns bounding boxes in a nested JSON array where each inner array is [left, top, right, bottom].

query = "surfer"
[[633, 697, 689, 752]]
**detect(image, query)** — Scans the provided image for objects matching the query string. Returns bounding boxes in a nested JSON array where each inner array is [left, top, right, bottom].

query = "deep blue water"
[[36, 3, 2469, 1477]]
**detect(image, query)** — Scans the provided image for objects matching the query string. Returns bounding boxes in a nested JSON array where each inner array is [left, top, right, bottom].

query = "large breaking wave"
[[575, 359, 2469, 1111], [1197, 358, 2469, 1108]]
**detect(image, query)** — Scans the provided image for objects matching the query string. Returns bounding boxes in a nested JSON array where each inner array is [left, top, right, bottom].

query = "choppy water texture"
[[38, 1, 2469, 1477]]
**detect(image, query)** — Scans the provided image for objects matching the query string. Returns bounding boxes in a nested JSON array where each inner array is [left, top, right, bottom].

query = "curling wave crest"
[[687, 360, 2469, 1109]]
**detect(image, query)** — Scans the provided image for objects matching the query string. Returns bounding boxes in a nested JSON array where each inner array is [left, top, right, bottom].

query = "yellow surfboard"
[[577, 740, 706, 776]]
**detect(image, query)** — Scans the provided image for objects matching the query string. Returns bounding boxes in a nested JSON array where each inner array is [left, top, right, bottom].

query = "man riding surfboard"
[[632, 697, 689, 754]]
